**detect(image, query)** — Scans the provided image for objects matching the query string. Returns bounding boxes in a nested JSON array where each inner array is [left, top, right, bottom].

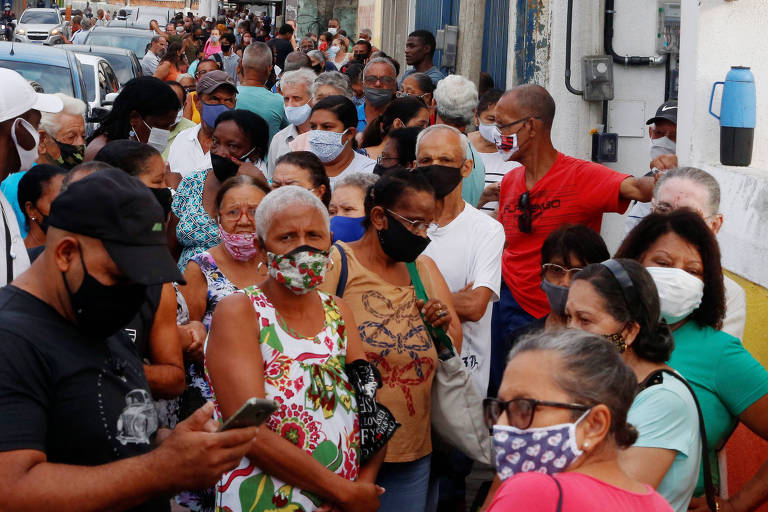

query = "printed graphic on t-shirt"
[[116, 389, 158, 445]]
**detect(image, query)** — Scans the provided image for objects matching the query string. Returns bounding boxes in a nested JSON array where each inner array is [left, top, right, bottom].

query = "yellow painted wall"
[[726, 270, 768, 365]]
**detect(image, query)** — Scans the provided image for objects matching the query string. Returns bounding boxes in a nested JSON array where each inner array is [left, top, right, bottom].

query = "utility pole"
[[455, 0, 486, 86]]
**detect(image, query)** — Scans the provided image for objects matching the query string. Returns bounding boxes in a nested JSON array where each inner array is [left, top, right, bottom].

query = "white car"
[[74, 53, 120, 111], [13, 8, 65, 44]]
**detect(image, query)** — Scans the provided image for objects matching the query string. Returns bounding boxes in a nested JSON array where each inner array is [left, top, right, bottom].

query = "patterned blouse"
[[207, 286, 361, 512], [171, 169, 221, 273]]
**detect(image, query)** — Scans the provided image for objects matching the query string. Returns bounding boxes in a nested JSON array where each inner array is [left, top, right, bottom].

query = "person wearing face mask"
[[0, 168, 259, 512], [18, 164, 67, 257], [217, 32, 241, 82], [306, 95, 375, 186], [360, 97, 429, 161], [204, 28, 222, 58], [272, 151, 331, 207], [331, 37, 350, 69], [320, 169, 462, 512], [374, 127, 422, 175], [624, 100, 679, 234], [492, 84, 657, 361], [308, 49, 336, 73], [163, 80, 198, 162], [327, 18, 341, 36], [206, 185, 389, 512], [469, 89, 522, 215], [616, 210, 768, 512], [267, 68, 316, 178], [0, 69, 63, 286], [328, 171, 379, 242], [170, 109, 269, 273], [86, 77, 180, 162], [141, 35, 169, 76], [236, 43, 288, 144], [484, 330, 672, 511], [167, 71, 238, 179], [358, 57, 397, 131], [566, 260, 702, 512], [154, 42, 187, 82]]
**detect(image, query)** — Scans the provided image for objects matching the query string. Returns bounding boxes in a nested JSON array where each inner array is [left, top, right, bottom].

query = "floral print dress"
[[171, 169, 221, 273], [207, 286, 361, 512]]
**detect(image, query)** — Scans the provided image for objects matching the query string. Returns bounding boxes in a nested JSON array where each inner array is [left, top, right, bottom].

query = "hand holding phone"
[[219, 397, 278, 431]]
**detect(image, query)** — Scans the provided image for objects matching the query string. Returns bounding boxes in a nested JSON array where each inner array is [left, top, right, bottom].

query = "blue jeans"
[[488, 279, 536, 397], [376, 454, 431, 512]]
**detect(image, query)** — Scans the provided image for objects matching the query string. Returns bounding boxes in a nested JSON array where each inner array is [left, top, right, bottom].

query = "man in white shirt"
[[267, 68, 315, 179], [140, 35, 168, 76], [0, 69, 64, 284], [167, 71, 237, 178], [651, 166, 747, 340], [417, 125, 504, 396], [70, 18, 91, 45]]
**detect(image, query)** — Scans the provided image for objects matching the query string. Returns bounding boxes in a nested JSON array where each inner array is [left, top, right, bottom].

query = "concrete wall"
[[296, 0, 358, 38]]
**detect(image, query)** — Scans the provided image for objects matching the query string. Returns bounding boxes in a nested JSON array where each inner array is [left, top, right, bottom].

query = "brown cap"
[[196, 70, 237, 95]]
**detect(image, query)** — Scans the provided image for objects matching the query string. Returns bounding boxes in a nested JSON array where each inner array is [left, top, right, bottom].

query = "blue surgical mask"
[[308, 129, 348, 163], [330, 216, 366, 243], [201, 101, 232, 128], [284, 102, 312, 126]]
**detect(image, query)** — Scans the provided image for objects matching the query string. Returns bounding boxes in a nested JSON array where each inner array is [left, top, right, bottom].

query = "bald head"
[[500, 84, 556, 129], [416, 124, 467, 162]]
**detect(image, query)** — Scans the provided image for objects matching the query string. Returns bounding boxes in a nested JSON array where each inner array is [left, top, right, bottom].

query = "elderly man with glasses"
[[359, 57, 397, 131]]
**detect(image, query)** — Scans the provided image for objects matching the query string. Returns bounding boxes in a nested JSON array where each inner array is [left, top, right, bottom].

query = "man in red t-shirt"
[[489, 84, 657, 394]]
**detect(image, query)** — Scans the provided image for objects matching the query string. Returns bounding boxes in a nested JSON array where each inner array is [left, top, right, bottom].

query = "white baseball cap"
[[0, 68, 64, 123]]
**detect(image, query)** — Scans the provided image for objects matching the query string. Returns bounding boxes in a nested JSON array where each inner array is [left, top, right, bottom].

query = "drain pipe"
[[565, 0, 583, 95], [605, 0, 666, 66]]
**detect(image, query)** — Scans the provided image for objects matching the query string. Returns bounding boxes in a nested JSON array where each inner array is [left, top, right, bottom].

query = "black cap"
[[646, 100, 678, 125], [47, 169, 184, 285]]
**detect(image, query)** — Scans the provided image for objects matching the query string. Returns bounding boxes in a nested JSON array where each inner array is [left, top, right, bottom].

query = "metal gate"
[[481, 0, 509, 90], [414, 0, 459, 71]]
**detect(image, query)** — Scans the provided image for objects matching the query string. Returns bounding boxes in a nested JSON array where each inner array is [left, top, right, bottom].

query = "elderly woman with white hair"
[[268, 68, 317, 178], [433, 74, 486, 207], [206, 185, 388, 512], [329, 170, 379, 242]]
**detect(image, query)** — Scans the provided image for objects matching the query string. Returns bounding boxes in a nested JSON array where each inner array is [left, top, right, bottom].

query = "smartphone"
[[219, 397, 278, 431]]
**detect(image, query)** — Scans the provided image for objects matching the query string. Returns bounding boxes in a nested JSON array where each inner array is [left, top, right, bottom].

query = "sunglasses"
[[518, 190, 533, 233]]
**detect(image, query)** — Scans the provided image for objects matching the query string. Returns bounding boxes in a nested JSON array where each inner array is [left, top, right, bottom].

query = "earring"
[[583, 441, 590, 449], [31, 217, 37, 222], [257, 261, 264, 271]]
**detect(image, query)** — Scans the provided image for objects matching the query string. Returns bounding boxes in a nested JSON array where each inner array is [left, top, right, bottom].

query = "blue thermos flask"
[[709, 66, 756, 166]]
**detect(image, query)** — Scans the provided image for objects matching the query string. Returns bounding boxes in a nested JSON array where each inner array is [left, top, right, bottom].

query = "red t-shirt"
[[498, 153, 630, 317], [488, 472, 673, 512]]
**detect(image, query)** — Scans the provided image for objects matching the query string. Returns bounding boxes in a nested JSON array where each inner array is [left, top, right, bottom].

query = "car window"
[[20, 11, 59, 24], [0, 60, 74, 96], [80, 63, 96, 102], [104, 63, 120, 91], [85, 32, 152, 58], [92, 52, 134, 85], [98, 62, 112, 99]]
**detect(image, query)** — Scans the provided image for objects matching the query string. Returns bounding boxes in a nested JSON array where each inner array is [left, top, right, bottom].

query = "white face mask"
[[11, 118, 40, 172], [284, 102, 312, 127], [143, 120, 171, 153], [478, 123, 497, 144], [493, 126, 519, 161], [650, 136, 676, 160], [327, 27, 338, 35], [646, 266, 705, 324]]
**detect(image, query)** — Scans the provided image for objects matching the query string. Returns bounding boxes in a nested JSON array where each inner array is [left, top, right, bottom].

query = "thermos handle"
[[709, 81, 725, 120]]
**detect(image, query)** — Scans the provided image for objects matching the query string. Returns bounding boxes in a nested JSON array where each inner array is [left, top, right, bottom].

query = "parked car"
[[13, 8, 65, 45], [74, 53, 120, 110], [83, 26, 154, 61], [0, 41, 87, 100], [67, 44, 142, 84]]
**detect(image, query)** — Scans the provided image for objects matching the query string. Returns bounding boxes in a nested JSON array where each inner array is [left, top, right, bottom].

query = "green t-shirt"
[[669, 321, 768, 496], [235, 85, 288, 145], [461, 141, 486, 207]]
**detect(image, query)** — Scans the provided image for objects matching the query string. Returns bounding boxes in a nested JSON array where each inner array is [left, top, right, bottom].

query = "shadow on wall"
[[296, 0, 358, 38]]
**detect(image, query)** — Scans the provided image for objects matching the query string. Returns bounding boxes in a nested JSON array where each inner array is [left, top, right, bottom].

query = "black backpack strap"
[[551, 475, 563, 512], [1, 201, 13, 284], [641, 369, 717, 510], [333, 242, 348, 298]]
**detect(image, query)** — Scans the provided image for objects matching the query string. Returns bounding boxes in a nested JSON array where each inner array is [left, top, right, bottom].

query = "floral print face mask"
[[267, 245, 330, 295]]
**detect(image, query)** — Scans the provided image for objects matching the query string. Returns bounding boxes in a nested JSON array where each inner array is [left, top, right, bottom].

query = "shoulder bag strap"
[[1, 201, 13, 284], [333, 242, 348, 298], [645, 369, 717, 510], [551, 475, 563, 512], [405, 261, 455, 359]]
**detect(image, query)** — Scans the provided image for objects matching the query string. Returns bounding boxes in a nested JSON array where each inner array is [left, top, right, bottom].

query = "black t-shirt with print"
[[0, 285, 168, 512]]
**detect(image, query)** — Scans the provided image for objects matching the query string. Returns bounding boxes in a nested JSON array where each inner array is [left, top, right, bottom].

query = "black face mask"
[[354, 53, 370, 63], [221, 44, 232, 52], [414, 164, 463, 199], [62, 250, 147, 340], [312, 64, 323, 74], [377, 211, 431, 262], [55, 139, 86, 170], [149, 187, 172, 218], [211, 152, 240, 182]]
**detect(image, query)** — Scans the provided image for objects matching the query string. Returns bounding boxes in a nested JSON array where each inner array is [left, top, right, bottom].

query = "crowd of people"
[[0, 10, 766, 512]]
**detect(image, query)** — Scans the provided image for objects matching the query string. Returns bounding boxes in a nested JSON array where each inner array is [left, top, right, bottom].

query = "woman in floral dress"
[[206, 186, 385, 512]]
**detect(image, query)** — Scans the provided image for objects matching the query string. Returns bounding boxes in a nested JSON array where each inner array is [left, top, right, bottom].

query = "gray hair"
[[150, 34, 166, 45], [177, 73, 195, 82], [509, 329, 639, 448], [433, 74, 478, 127], [311, 71, 353, 100], [280, 68, 316, 93], [654, 166, 721, 216], [80, 18, 92, 30], [39, 93, 87, 138], [415, 124, 468, 159], [242, 42, 273, 72], [307, 49, 326, 64], [333, 171, 379, 193], [255, 185, 330, 240], [363, 57, 396, 78], [360, 28, 373, 38]]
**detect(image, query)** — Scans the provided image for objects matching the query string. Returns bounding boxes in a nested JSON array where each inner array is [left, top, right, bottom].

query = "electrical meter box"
[[592, 132, 618, 163], [582, 55, 614, 101], [657, 2, 681, 53], [436, 25, 458, 68]]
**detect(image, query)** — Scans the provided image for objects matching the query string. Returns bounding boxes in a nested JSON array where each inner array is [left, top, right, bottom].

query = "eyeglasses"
[[386, 209, 429, 233], [542, 263, 583, 280], [376, 155, 399, 165], [496, 116, 538, 135], [220, 206, 258, 222], [396, 90, 428, 101], [517, 190, 533, 233], [363, 75, 396, 86], [482, 397, 590, 430]]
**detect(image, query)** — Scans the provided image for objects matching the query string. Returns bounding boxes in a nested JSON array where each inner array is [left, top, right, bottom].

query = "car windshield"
[[85, 32, 152, 57], [20, 11, 59, 24], [90, 52, 134, 84], [80, 63, 95, 102], [0, 60, 73, 95]]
